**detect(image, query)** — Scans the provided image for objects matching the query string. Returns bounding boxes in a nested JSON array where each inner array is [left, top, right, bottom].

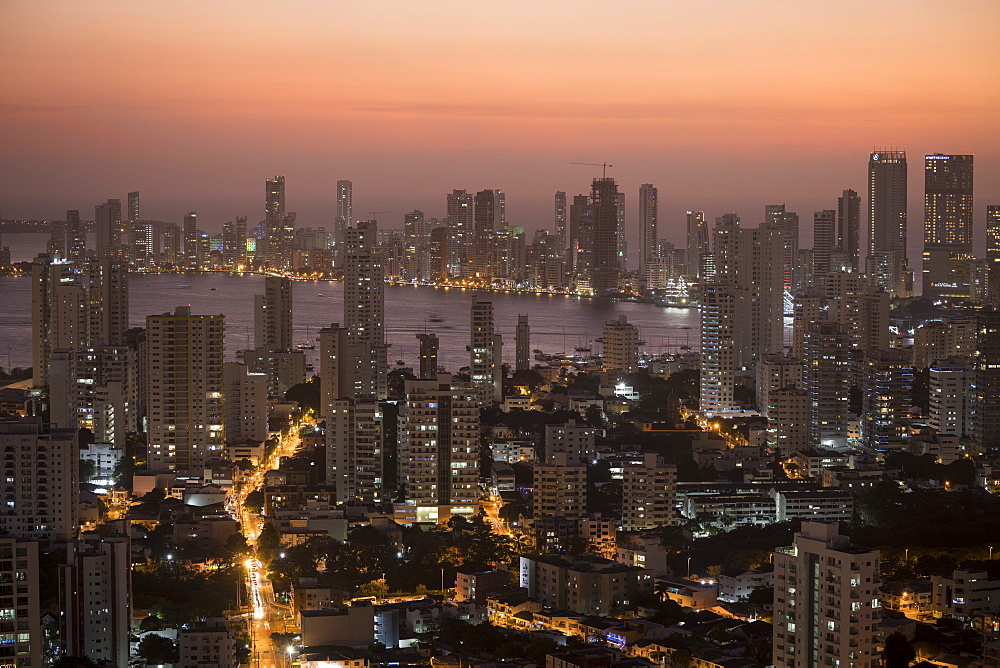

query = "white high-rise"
[[326, 398, 383, 504], [470, 295, 503, 404], [773, 522, 881, 668], [254, 276, 293, 351], [638, 183, 658, 279]]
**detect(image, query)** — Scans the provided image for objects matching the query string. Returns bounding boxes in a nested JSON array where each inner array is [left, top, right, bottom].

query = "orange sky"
[[2, 0, 998, 255]]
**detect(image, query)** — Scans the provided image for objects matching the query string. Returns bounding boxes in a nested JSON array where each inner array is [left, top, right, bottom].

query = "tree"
[[79, 458, 97, 483], [526, 638, 559, 664], [883, 632, 916, 668], [52, 658, 99, 668], [243, 490, 264, 514], [256, 523, 280, 563], [139, 614, 164, 632], [137, 634, 179, 665], [671, 649, 692, 668], [358, 578, 389, 599], [285, 378, 320, 413]]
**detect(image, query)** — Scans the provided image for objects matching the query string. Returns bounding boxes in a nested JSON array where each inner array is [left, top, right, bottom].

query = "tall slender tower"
[[763, 204, 798, 293], [836, 189, 861, 272], [254, 276, 293, 351], [94, 199, 123, 259], [987, 205, 1000, 261], [183, 212, 199, 270], [265, 175, 286, 269], [591, 177, 621, 295], [446, 189, 474, 267], [686, 210, 708, 279], [336, 179, 353, 267], [699, 285, 736, 415], [515, 315, 530, 372], [922, 153, 974, 299], [470, 295, 503, 404], [472, 189, 504, 281], [344, 221, 387, 399], [638, 184, 658, 278], [867, 150, 909, 296], [812, 210, 836, 282], [66, 210, 86, 261], [554, 191, 567, 250]]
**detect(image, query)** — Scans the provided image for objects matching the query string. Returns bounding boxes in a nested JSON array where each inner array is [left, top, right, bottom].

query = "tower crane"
[[571, 162, 614, 178]]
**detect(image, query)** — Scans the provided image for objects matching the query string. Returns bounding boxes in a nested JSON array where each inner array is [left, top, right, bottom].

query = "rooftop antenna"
[[571, 162, 614, 178]]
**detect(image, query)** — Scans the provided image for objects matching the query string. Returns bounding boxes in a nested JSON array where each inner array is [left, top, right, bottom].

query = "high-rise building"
[[699, 285, 736, 415], [47, 219, 65, 256], [472, 189, 505, 281], [66, 209, 86, 261], [756, 353, 803, 416], [344, 222, 388, 399], [533, 451, 588, 550], [860, 349, 913, 452], [554, 191, 567, 250], [265, 175, 286, 269], [470, 296, 503, 405], [86, 258, 129, 346], [446, 189, 474, 267], [638, 184, 658, 279], [326, 398, 383, 504], [515, 315, 530, 371], [772, 522, 881, 668], [686, 210, 709, 279], [31, 254, 85, 388], [973, 311, 1000, 450], [591, 178, 621, 294], [764, 204, 799, 293], [398, 375, 480, 522], [60, 535, 131, 666], [127, 191, 152, 267], [803, 321, 851, 448], [336, 179, 353, 267], [923, 154, 974, 299], [569, 194, 594, 289], [929, 358, 970, 437], [602, 315, 639, 375], [95, 198, 123, 259], [812, 209, 836, 282], [988, 206, 1000, 261], [402, 210, 426, 282], [50, 345, 137, 447], [867, 150, 909, 296], [222, 217, 248, 269], [223, 362, 268, 445], [254, 276, 293, 351], [836, 189, 861, 272], [0, 536, 42, 665], [183, 212, 200, 270], [621, 452, 677, 531], [617, 191, 627, 272], [319, 322, 349, 415], [415, 332, 440, 379], [0, 417, 79, 541], [767, 388, 811, 457], [145, 306, 225, 473]]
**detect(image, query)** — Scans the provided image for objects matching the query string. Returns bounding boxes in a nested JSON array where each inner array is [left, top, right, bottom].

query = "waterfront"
[[0, 234, 700, 373]]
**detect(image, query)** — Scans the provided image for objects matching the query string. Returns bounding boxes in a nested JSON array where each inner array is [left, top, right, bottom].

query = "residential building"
[[470, 296, 503, 405], [620, 452, 677, 531], [860, 349, 913, 452], [638, 183, 658, 279], [772, 522, 881, 668], [544, 419, 599, 466], [415, 332, 440, 379], [837, 189, 861, 272], [223, 362, 268, 444], [59, 535, 131, 666], [930, 569, 1000, 619], [398, 375, 480, 522], [520, 554, 652, 617], [929, 358, 970, 437], [254, 276, 293, 352], [602, 315, 639, 376], [177, 617, 237, 668], [516, 314, 530, 371], [145, 306, 225, 473], [768, 388, 811, 457], [336, 179, 353, 267], [0, 536, 41, 666], [344, 222, 388, 400], [974, 311, 1000, 449], [554, 191, 567, 250], [326, 398, 383, 504], [699, 285, 736, 415], [803, 321, 851, 448], [94, 198, 123, 259], [686, 210, 709, 279], [0, 418, 78, 541]]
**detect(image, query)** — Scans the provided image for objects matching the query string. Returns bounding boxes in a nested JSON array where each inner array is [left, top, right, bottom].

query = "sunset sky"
[[2, 0, 998, 255]]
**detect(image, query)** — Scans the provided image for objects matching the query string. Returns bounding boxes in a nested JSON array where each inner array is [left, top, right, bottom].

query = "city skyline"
[[2, 0, 998, 252]]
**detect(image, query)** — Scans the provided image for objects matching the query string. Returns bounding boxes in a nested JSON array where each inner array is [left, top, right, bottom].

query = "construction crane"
[[571, 162, 614, 178], [366, 211, 392, 223]]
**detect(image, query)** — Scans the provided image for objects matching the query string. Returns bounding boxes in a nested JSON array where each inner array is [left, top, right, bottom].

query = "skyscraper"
[[95, 198, 123, 259], [344, 221, 387, 399], [0, 536, 42, 664], [183, 212, 199, 270], [812, 209, 836, 282], [638, 183, 658, 280], [867, 150, 909, 296], [764, 204, 798, 294], [472, 189, 504, 281], [988, 205, 1000, 261], [591, 177, 620, 295], [515, 314, 530, 371], [446, 189, 474, 268], [699, 285, 736, 415], [772, 522, 880, 668], [86, 258, 129, 346], [554, 191, 567, 250], [326, 398, 383, 504], [336, 179, 353, 267], [145, 306, 225, 473], [470, 295, 503, 405], [973, 311, 1000, 450], [66, 209, 86, 261], [254, 276, 293, 351], [922, 153, 974, 299], [836, 189, 861, 272], [686, 210, 708, 279], [265, 175, 286, 269], [803, 321, 851, 448], [222, 216, 248, 269], [860, 349, 914, 452]]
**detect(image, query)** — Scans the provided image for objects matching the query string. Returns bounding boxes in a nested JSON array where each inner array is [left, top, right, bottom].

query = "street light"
[[687, 557, 692, 578]]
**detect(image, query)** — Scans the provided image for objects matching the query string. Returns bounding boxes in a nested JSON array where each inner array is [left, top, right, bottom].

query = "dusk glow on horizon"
[[3, 0, 998, 250]]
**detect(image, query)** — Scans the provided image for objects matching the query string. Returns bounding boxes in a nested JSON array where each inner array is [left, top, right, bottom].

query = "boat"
[[296, 324, 316, 350], [209, 287, 216, 291], [428, 313, 444, 323]]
